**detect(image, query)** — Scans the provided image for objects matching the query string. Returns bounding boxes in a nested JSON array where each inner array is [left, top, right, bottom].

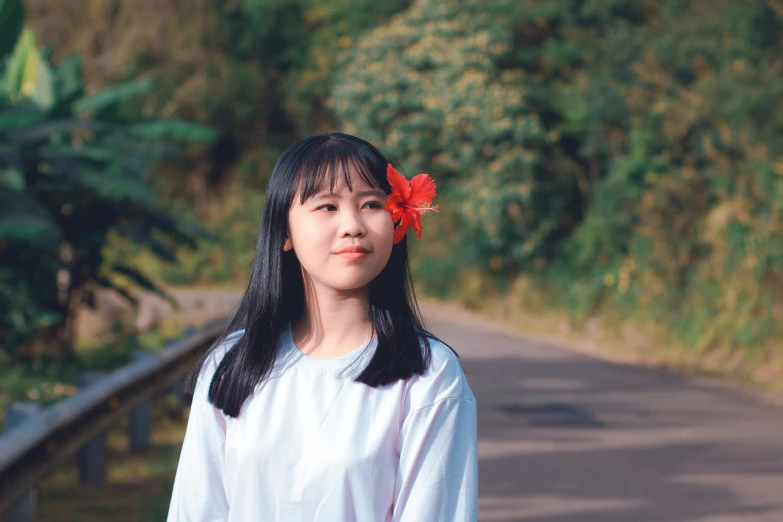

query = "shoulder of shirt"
[[404, 334, 476, 412], [197, 328, 246, 384]]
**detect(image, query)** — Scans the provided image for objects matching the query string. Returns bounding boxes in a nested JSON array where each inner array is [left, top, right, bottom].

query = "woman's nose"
[[339, 208, 366, 237]]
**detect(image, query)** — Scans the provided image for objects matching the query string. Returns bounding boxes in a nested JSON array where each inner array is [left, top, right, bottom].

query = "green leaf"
[[26, 54, 55, 109], [38, 143, 121, 163], [93, 275, 139, 307], [37, 143, 153, 179], [145, 208, 215, 245], [53, 54, 84, 105], [0, 104, 47, 133], [127, 119, 217, 142], [0, 26, 54, 107], [170, 214, 217, 241], [0, 143, 18, 163], [0, 214, 57, 240], [33, 311, 62, 328], [111, 264, 176, 306], [5, 119, 111, 144], [113, 224, 178, 263], [59, 166, 157, 207], [2, 26, 37, 100], [72, 78, 156, 115], [0, 167, 24, 191], [0, 0, 24, 61]]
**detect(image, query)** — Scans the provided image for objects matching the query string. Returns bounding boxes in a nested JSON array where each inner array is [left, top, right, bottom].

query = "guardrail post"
[[129, 352, 155, 452], [77, 372, 107, 488], [4, 402, 43, 522]]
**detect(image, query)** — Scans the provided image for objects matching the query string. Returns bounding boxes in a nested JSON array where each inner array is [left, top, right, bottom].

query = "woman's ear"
[[283, 236, 293, 251]]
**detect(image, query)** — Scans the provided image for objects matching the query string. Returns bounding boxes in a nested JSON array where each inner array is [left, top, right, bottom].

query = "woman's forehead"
[[298, 163, 381, 199], [319, 168, 376, 193]]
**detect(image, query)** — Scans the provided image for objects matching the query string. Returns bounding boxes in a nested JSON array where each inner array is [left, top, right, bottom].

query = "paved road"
[[425, 310, 783, 522]]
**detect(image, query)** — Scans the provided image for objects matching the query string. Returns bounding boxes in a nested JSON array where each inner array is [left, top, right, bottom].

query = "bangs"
[[292, 139, 387, 205]]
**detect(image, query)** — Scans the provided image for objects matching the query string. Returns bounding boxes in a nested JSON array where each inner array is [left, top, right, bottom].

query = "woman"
[[167, 133, 478, 521]]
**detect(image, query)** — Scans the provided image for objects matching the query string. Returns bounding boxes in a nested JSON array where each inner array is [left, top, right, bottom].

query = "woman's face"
[[283, 166, 395, 293]]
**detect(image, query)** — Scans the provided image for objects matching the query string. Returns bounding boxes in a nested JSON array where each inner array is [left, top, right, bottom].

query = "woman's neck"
[[291, 279, 374, 359]]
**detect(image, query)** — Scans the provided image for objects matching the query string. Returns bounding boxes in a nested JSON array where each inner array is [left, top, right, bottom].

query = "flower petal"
[[385, 194, 405, 222], [412, 211, 423, 240], [407, 174, 436, 207], [393, 210, 415, 244], [387, 164, 411, 202]]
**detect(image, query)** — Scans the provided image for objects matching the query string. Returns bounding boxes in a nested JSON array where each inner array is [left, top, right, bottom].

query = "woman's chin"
[[322, 276, 376, 293]]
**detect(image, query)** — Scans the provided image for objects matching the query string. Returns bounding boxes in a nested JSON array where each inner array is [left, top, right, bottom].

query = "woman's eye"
[[316, 201, 383, 211]]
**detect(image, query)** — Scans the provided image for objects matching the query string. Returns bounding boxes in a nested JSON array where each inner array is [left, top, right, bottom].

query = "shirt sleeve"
[[392, 397, 478, 522], [167, 364, 230, 522]]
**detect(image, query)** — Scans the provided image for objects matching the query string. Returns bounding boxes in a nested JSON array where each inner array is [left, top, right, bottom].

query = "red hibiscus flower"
[[385, 164, 439, 244]]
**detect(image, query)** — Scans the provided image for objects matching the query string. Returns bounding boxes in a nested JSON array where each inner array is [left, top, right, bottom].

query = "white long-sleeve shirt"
[[167, 323, 478, 522]]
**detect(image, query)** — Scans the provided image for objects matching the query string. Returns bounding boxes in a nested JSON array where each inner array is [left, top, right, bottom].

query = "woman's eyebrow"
[[312, 189, 386, 200]]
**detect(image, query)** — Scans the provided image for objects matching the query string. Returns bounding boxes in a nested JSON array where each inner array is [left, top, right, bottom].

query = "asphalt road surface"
[[425, 310, 783, 522]]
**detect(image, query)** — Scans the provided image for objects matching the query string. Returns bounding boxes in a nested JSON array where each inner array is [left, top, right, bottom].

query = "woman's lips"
[[334, 245, 371, 260], [336, 252, 369, 261]]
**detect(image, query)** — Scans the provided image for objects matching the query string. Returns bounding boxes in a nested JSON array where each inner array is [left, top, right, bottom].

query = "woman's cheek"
[[307, 213, 330, 233], [374, 211, 394, 232]]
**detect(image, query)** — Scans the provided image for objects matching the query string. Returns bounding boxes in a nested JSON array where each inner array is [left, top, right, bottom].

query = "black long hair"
[[185, 133, 453, 418]]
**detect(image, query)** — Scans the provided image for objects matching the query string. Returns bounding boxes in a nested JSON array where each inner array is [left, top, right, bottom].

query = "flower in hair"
[[385, 164, 439, 244]]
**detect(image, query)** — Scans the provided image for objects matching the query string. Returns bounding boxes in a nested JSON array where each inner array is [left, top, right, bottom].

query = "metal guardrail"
[[0, 317, 228, 519]]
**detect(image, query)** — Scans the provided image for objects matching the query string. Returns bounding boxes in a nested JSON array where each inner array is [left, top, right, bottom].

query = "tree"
[[331, 0, 576, 275], [0, 0, 216, 363], [332, 0, 783, 352]]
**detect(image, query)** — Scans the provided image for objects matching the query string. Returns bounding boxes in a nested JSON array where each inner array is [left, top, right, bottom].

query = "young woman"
[[166, 133, 477, 521]]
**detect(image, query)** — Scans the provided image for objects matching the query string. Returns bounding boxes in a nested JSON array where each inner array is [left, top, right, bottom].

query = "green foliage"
[[22, 0, 413, 204], [544, 0, 783, 352], [331, 0, 577, 275], [0, 26, 215, 361], [0, 320, 168, 419], [104, 183, 263, 287], [9, 0, 783, 370], [333, 0, 783, 358], [272, 0, 412, 134], [0, 0, 24, 61]]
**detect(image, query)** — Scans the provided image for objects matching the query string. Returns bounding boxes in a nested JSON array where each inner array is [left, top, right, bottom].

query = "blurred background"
[[2, 0, 783, 519]]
